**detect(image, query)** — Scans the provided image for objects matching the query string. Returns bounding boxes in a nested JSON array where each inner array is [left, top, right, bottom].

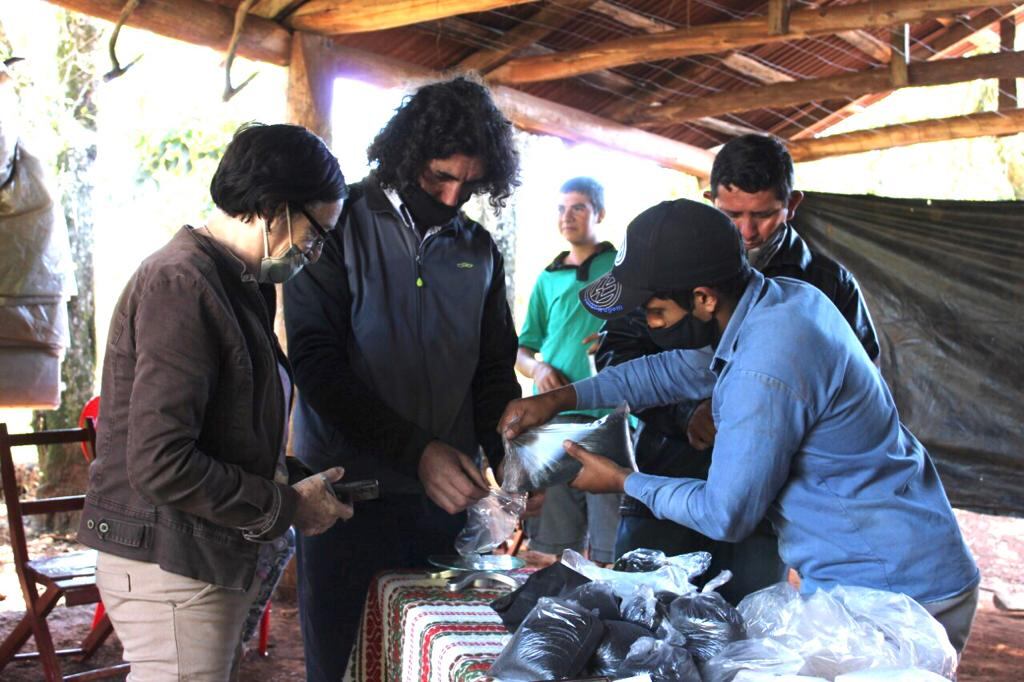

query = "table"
[[343, 569, 524, 682]]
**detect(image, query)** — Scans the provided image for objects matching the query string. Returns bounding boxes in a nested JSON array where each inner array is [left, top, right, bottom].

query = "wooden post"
[[769, 0, 790, 36], [889, 24, 909, 88], [286, 31, 335, 144], [1000, 19, 1018, 110]]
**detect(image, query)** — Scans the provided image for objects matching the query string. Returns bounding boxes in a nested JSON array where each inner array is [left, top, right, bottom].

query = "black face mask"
[[399, 184, 461, 228], [649, 312, 717, 350]]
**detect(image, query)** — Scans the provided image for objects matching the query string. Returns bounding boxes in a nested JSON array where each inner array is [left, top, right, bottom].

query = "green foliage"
[[135, 125, 234, 185]]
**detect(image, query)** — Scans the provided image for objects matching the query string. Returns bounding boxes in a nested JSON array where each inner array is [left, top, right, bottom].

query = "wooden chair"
[[0, 421, 129, 681]]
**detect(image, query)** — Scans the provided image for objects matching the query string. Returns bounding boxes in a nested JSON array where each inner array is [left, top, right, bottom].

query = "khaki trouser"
[[96, 552, 260, 681]]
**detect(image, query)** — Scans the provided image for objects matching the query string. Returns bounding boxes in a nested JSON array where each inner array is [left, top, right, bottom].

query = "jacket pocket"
[[92, 517, 149, 549]]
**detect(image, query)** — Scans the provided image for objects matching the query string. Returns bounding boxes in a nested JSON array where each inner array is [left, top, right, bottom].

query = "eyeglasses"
[[299, 206, 333, 255]]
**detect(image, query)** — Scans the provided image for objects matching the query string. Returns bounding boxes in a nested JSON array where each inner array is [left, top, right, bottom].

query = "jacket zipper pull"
[[416, 254, 424, 287]]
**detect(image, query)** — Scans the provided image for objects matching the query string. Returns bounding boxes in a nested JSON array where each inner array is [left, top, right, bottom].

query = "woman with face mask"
[[78, 123, 352, 681]]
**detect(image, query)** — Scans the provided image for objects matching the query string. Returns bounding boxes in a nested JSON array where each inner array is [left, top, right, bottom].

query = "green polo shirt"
[[519, 242, 616, 418]]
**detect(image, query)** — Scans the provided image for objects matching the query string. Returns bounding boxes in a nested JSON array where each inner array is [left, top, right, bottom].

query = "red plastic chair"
[[78, 397, 273, 656]]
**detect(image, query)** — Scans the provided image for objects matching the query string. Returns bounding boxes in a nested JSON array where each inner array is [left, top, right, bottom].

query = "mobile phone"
[[331, 479, 381, 504]]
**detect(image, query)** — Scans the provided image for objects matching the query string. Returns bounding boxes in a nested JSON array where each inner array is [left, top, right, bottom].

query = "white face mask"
[[258, 205, 309, 284]]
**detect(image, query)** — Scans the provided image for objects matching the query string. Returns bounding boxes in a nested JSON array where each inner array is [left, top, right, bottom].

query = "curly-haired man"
[[283, 76, 523, 681]]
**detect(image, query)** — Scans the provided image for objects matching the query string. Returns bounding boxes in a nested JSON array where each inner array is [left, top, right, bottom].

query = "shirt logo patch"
[[456, 262, 474, 269]]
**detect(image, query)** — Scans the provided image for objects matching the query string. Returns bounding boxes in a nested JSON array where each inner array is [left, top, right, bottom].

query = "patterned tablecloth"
[[343, 569, 526, 682]]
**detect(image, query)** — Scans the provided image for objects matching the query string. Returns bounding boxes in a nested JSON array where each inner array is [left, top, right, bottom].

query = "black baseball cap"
[[579, 199, 749, 320]]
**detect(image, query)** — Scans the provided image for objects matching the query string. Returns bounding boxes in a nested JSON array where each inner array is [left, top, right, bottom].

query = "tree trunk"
[[32, 10, 100, 532]]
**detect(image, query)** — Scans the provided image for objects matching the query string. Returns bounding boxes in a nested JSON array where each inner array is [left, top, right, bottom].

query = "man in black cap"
[[599, 134, 878, 603], [498, 198, 980, 655]]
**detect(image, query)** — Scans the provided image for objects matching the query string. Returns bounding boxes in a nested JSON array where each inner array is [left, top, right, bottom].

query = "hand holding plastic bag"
[[502, 405, 636, 493], [455, 487, 526, 556]]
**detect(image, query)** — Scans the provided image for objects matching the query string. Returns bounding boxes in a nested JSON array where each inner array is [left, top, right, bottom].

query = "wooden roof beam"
[[43, 0, 712, 176], [287, 0, 538, 35], [488, 0, 996, 84], [46, 0, 291, 65], [456, 0, 596, 74], [326, 44, 714, 176], [636, 49, 1024, 125], [789, 5, 1024, 140], [788, 107, 1024, 162]]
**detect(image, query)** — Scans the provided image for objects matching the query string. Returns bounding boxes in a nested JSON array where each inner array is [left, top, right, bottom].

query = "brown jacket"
[[79, 227, 303, 590]]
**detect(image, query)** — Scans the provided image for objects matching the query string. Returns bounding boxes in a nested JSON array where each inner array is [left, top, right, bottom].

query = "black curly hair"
[[367, 76, 520, 211]]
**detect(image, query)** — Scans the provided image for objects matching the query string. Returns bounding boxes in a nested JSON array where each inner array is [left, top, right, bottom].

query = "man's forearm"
[[515, 346, 540, 378]]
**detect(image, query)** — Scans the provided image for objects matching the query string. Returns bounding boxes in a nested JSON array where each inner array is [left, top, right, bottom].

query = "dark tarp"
[[792, 191, 1023, 517]]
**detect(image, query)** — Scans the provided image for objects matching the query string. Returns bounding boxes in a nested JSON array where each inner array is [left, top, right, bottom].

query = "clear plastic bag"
[[488, 597, 605, 681], [561, 548, 710, 599], [501, 404, 636, 493], [701, 638, 806, 682], [723, 582, 957, 680], [588, 619, 654, 677], [614, 547, 670, 572], [564, 580, 621, 621], [455, 488, 526, 556], [667, 571, 747, 662], [622, 583, 659, 630], [615, 635, 702, 682]]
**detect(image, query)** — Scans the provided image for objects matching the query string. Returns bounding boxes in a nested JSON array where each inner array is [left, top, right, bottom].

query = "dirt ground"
[[0, 509, 1021, 681]]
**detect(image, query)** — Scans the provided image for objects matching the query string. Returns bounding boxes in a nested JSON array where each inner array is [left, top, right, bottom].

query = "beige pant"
[[96, 552, 260, 682]]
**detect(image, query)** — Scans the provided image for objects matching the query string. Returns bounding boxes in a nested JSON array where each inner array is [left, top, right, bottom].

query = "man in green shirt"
[[515, 177, 621, 563]]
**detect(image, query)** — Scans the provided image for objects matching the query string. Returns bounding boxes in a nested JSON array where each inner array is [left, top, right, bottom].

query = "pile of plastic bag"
[[0, 62, 77, 408], [487, 548, 957, 682], [702, 582, 957, 682]]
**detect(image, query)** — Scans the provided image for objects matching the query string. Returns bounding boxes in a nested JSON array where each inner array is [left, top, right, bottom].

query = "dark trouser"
[[615, 502, 786, 606], [296, 493, 464, 682]]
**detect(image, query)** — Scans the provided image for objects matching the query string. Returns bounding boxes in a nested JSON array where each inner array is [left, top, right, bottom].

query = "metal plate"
[[427, 554, 525, 572]]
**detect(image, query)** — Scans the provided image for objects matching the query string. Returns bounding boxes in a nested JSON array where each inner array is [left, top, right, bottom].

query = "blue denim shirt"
[[574, 270, 978, 604]]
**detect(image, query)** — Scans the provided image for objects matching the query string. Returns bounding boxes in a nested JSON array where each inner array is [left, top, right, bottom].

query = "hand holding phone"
[[331, 479, 381, 504]]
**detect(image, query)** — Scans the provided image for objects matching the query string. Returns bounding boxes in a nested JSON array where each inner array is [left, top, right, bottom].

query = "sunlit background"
[[1, 0, 1021, 433]]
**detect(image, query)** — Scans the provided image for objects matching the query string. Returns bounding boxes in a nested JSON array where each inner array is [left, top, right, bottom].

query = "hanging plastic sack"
[[488, 597, 605, 681], [615, 635, 702, 682], [667, 570, 747, 662], [561, 548, 710, 598], [455, 487, 527, 556], [589, 620, 656, 677], [501, 404, 636, 493]]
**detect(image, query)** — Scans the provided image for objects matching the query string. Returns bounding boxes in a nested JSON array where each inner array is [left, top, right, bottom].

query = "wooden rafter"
[[788, 108, 1024, 162], [49, 0, 291, 65], [721, 53, 795, 84], [488, 0, 995, 85], [43, 0, 713, 177], [287, 0, 538, 35], [634, 50, 1024, 125], [789, 6, 1024, 140], [455, 0, 596, 75]]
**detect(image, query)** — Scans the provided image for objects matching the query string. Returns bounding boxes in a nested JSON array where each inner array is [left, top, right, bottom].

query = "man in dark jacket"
[[284, 76, 522, 681], [602, 134, 878, 604]]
